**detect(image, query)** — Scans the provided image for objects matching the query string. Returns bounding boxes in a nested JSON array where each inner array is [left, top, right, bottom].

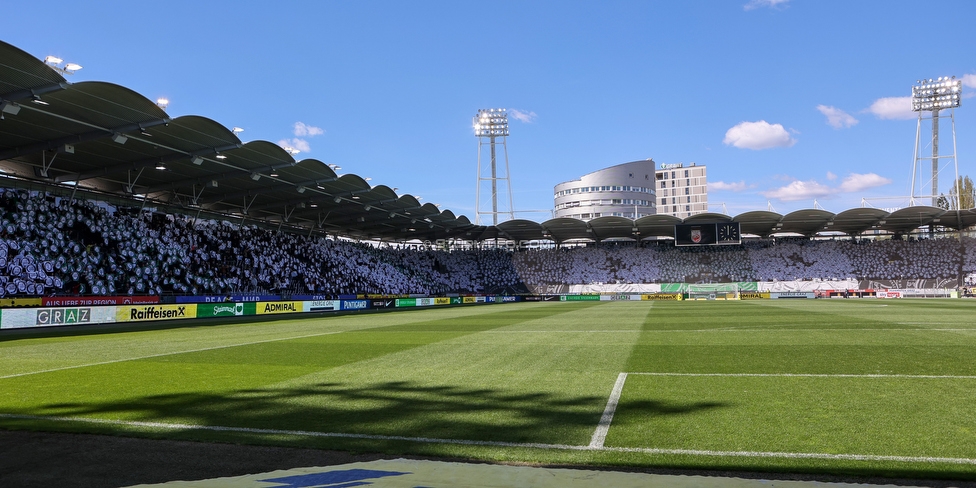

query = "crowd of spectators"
[[0, 189, 523, 297], [511, 237, 971, 286], [1, 188, 975, 298]]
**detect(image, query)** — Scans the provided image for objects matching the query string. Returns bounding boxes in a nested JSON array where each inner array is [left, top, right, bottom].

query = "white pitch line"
[[3, 413, 976, 466], [629, 372, 976, 379], [589, 372, 628, 448], [0, 330, 346, 380]]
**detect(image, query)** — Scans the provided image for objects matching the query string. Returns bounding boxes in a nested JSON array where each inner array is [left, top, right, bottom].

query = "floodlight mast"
[[474, 108, 515, 225], [910, 76, 962, 208]]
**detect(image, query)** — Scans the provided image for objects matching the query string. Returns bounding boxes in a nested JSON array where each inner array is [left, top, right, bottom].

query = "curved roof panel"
[[541, 218, 592, 243], [830, 208, 888, 235], [635, 214, 682, 238], [780, 209, 834, 236], [734, 211, 782, 237], [882, 206, 946, 234], [589, 216, 638, 241]]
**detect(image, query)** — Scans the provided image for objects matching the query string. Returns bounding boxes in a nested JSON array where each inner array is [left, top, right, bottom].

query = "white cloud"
[[708, 181, 749, 192], [509, 109, 537, 123], [278, 138, 311, 153], [723, 120, 796, 150], [744, 0, 789, 10], [762, 172, 892, 202], [761, 180, 832, 201], [293, 121, 324, 137], [838, 173, 892, 193], [962, 74, 976, 89], [816, 105, 858, 129], [866, 97, 914, 120]]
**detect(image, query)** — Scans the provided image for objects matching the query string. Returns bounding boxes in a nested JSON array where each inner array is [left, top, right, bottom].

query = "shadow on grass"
[[16, 381, 731, 446]]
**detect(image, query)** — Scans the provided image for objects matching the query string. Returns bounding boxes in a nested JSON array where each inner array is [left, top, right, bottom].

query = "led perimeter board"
[[674, 222, 740, 246]]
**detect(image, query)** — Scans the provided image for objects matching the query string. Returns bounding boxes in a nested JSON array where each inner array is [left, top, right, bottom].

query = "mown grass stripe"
[[0, 330, 345, 380], [3, 413, 976, 466]]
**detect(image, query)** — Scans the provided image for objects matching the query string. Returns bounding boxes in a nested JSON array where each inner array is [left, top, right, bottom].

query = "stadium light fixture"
[[269, 169, 279, 177], [44, 55, 82, 75], [296, 186, 306, 194], [215, 154, 227, 159], [910, 75, 963, 208], [191, 156, 204, 165], [0, 101, 20, 116], [912, 76, 962, 112], [472, 108, 509, 137], [250, 172, 261, 181], [155, 161, 166, 170], [232, 127, 244, 134], [156, 98, 169, 109], [111, 133, 128, 144], [334, 196, 342, 203]]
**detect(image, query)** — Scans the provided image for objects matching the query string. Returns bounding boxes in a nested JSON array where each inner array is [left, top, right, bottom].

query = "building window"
[[684, 187, 689, 195], [661, 198, 667, 205]]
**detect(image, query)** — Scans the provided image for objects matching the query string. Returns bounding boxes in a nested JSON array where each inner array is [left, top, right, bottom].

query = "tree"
[[937, 193, 950, 210], [948, 175, 976, 210]]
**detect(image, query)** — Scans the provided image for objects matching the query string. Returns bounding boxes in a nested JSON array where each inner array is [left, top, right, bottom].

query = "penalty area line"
[[2, 413, 976, 466], [590, 372, 627, 448]]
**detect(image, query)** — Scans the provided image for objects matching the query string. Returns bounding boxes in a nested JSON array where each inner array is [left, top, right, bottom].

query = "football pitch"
[[2, 299, 976, 481]]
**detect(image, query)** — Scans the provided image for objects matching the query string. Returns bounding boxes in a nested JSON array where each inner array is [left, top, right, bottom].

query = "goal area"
[[686, 283, 740, 300]]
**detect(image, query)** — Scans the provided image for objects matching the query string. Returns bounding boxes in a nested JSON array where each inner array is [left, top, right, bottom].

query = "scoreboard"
[[674, 222, 741, 246]]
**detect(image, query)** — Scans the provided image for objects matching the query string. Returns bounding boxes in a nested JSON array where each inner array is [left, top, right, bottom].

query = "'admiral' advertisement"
[[256, 301, 303, 315]]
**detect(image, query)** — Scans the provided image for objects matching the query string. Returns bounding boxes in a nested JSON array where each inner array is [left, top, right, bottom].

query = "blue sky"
[[6, 0, 976, 222]]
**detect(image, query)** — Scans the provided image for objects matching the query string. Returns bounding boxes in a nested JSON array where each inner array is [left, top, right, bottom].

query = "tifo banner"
[[43, 295, 160, 307], [176, 294, 280, 304], [117, 304, 196, 322], [739, 291, 770, 300], [256, 301, 303, 315], [641, 293, 683, 301], [195, 303, 256, 318], [569, 283, 662, 294], [759, 280, 857, 292]]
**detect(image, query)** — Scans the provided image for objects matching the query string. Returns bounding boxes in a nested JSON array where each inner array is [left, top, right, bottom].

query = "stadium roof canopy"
[[1, 39, 973, 244], [0, 40, 484, 242]]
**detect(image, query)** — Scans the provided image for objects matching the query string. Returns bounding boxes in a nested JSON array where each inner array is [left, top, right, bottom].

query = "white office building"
[[655, 161, 708, 218], [553, 159, 707, 221]]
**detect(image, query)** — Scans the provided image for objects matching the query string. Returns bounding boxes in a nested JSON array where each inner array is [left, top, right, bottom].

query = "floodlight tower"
[[474, 108, 515, 225], [910, 76, 962, 208]]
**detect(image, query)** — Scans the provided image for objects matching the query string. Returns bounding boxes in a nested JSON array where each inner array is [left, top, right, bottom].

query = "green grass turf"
[[2, 299, 976, 481]]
